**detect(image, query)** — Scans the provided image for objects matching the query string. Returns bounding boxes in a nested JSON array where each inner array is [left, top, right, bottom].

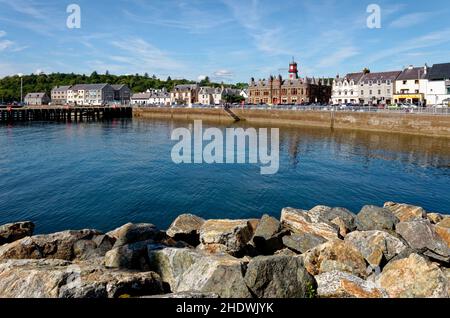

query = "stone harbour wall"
[[133, 107, 450, 138], [0, 202, 449, 298]]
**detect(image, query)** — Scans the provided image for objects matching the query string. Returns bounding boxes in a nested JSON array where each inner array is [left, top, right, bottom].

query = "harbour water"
[[1, 118, 449, 234]]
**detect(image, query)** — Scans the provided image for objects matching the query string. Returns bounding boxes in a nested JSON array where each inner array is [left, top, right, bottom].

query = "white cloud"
[[197, 75, 207, 81], [390, 12, 435, 29], [0, 39, 13, 51], [318, 47, 359, 68], [0, 30, 5, 37], [213, 69, 233, 78]]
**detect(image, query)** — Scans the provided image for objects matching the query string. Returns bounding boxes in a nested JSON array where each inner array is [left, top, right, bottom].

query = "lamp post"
[[18, 73, 23, 105]]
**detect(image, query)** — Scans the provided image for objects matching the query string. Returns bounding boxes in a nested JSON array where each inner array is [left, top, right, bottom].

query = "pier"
[[0, 106, 132, 123]]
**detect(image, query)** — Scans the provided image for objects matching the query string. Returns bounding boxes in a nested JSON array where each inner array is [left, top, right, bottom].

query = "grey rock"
[[344, 231, 407, 266], [396, 219, 449, 263], [166, 214, 205, 246], [315, 271, 388, 298], [282, 233, 327, 254], [244, 255, 315, 298], [199, 219, 255, 256], [252, 214, 284, 254], [0, 221, 35, 245], [107, 223, 160, 248], [104, 240, 161, 270], [0, 229, 102, 261], [0, 259, 164, 298], [309, 206, 356, 231], [73, 235, 115, 261], [355, 205, 399, 233], [148, 247, 251, 298]]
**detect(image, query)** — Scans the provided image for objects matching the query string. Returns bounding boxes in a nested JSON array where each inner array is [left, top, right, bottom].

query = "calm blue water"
[[1, 119, 449, 234]]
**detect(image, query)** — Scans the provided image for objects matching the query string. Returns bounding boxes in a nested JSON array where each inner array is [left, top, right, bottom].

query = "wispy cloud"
[[0, 30, 5, 38], [318, 47, 360, 68], [366, 28, 450, 63], [390, 12, 436, 28]]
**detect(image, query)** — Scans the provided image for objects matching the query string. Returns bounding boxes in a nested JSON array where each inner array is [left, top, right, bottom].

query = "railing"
[[134, 104, 450, 115]]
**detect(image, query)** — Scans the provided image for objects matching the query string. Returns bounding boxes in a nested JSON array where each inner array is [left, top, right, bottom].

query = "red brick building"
[[248, 60, 332, 105]]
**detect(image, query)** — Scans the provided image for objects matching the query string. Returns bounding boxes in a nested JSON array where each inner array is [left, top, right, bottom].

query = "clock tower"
[[289, 58, 299, 79]]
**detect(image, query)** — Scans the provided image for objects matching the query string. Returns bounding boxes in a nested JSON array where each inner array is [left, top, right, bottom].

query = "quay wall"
[[133, 107, 450, 138]]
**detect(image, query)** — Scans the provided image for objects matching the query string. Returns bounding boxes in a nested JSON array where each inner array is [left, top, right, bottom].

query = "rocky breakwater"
[[0, 202, 449, 298]]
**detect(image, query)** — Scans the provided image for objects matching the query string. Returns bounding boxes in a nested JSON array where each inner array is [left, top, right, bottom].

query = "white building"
[[425, 63, 450, 106], [131, 89, 171, 106], [331, 73, 365, 104], [358, 71, 401, 105], [67, 84, 114, 106], [170, 84, 199, 106], [198, 87, 223, 105], [393, 65, 428, 105]]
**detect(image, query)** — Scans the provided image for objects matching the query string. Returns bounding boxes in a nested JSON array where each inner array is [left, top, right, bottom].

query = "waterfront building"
[[130, 92, 151, 105], [131, 89, 171, 106], [170, 84, 199, 106], [393, 65, 428, 105], [331, 72, 365, 104], [149, 88, 171, 106], [198, 87, 223, 105], [111, 84, 131, 104], [51, 85, 72, 105], [239, 89, 249, 100], [358, 70, 401, 105], [248, 59, 332, 105], [67, 83, 114, 106], [425, 63, 450, 106], [24, 92, 50, 105]]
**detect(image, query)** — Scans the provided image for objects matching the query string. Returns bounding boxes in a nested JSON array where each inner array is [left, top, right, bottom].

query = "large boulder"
[[438, 218, 450, 229], [107, 223, 160, 248], [199, 219, 255, 256], [104, 240, 157, 270], [252, 214, 284, 254], [73, 234, 115, 261], [383, 202, 427, 222], [0, 259, 164, 298], [308, 206, 356, 231], [377, 253, 448, 298], [0, 222, 35, 245], [435, 225, 450, 248], [303, 240, 367, 278], [166, 214, 205, 246], [0, 229, 102, 261], [282, 232, 327, 254], [148, 247, 251, 298], [244, 255, 315, 298], [281, 208, 338, 241], [396, 219, 450, 263], [344, 231, 407, 267], [315, 271, 387, 298], [355, 205, 399, 233]]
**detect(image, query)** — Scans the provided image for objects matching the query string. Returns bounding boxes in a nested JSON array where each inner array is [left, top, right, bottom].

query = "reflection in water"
[[0, 118, 449, 234]]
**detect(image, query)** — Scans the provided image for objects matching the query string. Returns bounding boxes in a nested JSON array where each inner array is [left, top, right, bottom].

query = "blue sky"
[[1, 0, 450, 82]]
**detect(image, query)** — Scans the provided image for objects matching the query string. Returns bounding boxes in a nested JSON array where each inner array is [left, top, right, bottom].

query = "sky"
[[1, 0, 450, 82]]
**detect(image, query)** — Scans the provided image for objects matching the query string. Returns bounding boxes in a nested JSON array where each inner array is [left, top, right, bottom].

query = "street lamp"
[[17, 73, 23, 105]]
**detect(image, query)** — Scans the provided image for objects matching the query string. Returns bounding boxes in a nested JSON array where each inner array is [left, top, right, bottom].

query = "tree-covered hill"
[[0, 72, 248, 103]]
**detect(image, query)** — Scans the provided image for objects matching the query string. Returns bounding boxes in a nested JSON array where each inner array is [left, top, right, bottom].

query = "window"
[[387, 89, 391, 94], [291, 88, 298, 95], [403, 80, 407, 85], [369, 90, 372, 95], [378, 90, 381, 95], [447, 87, 450, 94], [415, 80, 419, 84], [361, 90, 364, 95], [387, 80, 391, 85]]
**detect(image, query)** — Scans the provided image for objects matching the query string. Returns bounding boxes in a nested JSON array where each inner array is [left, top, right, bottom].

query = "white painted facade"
[[426, 80, 450, 105]]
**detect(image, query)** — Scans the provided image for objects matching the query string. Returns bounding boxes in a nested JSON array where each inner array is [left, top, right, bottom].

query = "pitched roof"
[[25, 92, 48, 98], [174, 84, 199, 90], [131, 92, 151, 99], [360, 71, 401, 83], [70, 83, 110, 90], [426, 63, 450, 80], [111, 84, 129, 90], [397, 66, 427, 80], [51, 85, 72, 92]]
